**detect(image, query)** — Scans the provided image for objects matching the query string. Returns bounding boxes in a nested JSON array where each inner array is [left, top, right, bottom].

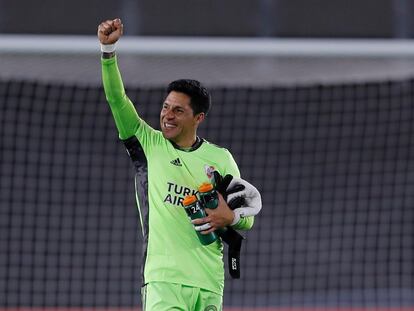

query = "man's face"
[[160, 91, 204, 147]]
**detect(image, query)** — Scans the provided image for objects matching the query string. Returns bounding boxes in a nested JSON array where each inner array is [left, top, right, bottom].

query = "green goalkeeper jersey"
[[102, 56, 253, 295]]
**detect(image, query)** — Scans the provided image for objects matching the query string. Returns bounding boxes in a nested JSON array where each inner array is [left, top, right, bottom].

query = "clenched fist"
[[97, 18, 123, 45]]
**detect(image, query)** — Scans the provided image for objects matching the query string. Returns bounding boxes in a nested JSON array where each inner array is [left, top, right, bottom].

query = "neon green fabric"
[[233, 213, 254, 230], [142, 282, 222, 311], [101, 56, 140, 140], [102, 56, 254, 295]]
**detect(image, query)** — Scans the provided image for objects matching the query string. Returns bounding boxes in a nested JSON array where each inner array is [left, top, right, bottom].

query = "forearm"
[[101, 54, 140, 139], [232, 215, 254, 230]]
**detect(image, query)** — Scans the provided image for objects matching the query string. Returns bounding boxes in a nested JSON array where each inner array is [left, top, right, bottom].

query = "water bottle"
[[198, 183, 219, 209], [183, 195, 218, 245], [198, 183, 228, 235]]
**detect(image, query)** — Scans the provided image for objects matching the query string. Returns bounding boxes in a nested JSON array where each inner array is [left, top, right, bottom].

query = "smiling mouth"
[[163, 122, 177, 129]]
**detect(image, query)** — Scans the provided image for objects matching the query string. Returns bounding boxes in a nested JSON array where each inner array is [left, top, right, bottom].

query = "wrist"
[[229, 210, 238, 226], [100, 43, 116, 53], [100, 43, 116, 59], [102, 51, 115, 59], [230, 211, 240, 226]]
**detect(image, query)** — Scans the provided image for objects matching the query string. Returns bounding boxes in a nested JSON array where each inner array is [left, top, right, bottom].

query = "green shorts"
[[141, 282, 222, 311]]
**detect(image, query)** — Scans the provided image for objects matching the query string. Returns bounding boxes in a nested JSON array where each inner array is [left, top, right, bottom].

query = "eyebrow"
[[163, 102, 188, 110]]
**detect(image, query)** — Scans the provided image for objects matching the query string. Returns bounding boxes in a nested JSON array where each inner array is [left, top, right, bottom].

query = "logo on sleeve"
[[170, 158, 182, 166]]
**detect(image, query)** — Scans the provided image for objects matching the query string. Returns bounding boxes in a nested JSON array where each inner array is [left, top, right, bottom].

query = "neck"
[[176, 136, 197, 148], [172, 135, 199, 149]]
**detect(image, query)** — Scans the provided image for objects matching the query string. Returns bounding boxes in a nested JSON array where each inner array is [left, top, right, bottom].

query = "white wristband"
[[231, 212, 241, 226], [100, 43, 116, 53]]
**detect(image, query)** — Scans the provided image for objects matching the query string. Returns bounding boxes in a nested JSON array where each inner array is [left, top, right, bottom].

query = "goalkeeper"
[[98, 18, 262, 311]]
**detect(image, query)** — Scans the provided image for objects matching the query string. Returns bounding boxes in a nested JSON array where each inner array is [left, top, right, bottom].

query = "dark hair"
[[167, 79, 211, 115]]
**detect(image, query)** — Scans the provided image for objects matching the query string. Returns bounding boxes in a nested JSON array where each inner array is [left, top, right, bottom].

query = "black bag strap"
[[217, 227, 244, 279]]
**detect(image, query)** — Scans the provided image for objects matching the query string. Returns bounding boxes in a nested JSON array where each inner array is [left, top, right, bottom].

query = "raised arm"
[[98, 18, 140, 140]]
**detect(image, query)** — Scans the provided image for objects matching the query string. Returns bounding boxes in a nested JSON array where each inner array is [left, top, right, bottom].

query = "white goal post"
[[1, 35, 414, 57]]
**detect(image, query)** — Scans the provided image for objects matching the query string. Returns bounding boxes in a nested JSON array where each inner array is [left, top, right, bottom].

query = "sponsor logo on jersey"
[[170, 158, 182, 166], [163, 182, 197, 207]]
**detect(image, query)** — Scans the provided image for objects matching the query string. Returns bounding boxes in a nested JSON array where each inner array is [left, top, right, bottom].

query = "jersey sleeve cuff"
[[101, 55, 117, 64]]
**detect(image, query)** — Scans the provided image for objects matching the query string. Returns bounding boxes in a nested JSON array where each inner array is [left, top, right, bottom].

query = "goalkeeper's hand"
[[213, 171, 262, 226], [191, 192, 235, 234], [98, 18, 123, 45]]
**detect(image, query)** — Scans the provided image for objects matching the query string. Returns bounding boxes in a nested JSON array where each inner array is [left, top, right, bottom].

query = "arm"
[[198, 192, 255, 231], [192, 191, 255, 233], [217, 155, 257, 231], [196, 169, 260, 232], [98, 18, 140, 140], [232, 214, 254, 230], [222, 159, 255, 230]]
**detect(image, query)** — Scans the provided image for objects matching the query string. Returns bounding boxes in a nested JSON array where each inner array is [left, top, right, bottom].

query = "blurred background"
[[0, 0, 413, 37], [1, 0, 414, 310]]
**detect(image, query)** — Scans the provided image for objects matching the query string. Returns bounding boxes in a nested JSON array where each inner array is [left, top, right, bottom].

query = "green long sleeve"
[[233, 216, 254, 230], [101, 56, 140, 140]]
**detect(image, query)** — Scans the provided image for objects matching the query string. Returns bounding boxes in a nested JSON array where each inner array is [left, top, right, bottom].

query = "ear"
[[195, 112, 205, 125]]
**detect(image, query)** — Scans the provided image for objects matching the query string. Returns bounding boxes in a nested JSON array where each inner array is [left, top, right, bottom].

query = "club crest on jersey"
[[204, 165, 216, 179]]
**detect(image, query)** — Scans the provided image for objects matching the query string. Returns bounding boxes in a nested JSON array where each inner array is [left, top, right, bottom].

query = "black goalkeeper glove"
[[213, 171, 262, 225]]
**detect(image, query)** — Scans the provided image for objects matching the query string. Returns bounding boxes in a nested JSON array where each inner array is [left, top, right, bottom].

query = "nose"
[[163, 108, 175, 119]]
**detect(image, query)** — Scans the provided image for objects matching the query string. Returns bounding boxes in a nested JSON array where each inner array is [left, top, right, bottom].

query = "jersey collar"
[[170, 136, 204, 152]]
